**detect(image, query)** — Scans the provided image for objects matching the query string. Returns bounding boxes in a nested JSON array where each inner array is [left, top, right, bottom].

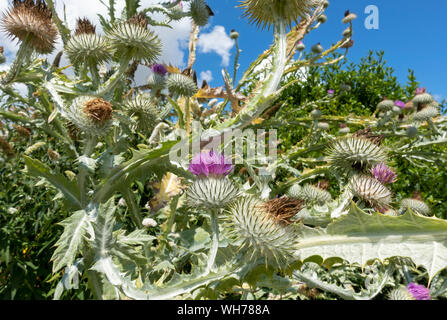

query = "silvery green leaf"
[[295, 203, 447, 282], [51, 210, 91, 273], [117, 229, 156, 246], [78, 155, 97, 173]]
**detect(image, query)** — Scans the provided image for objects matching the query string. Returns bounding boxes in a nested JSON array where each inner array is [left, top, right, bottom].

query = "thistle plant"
[[1, 0, 447, 301]]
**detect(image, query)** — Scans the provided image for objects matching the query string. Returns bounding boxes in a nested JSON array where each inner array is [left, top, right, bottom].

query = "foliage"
[[0, 0, 446, 301]]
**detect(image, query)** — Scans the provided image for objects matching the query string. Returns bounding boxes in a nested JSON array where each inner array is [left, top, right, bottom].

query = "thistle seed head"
[[262, 197, 304, 225], [127, 12, 148, 28], [239, 0, 319, 30], [74, 18, 96, 35], [1, 0, 58, 54], [65, 96, 113, 137], [224, 197, 300, 269]]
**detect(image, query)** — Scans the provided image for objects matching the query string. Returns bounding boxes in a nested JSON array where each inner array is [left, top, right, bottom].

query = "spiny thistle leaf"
[[294, 203, 447, 282]]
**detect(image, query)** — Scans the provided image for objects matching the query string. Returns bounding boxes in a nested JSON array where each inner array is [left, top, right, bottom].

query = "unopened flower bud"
[[230, 29, 240, 39], [311, 109, 322, 120], [311, 43, 323, 54], [406, 126, 418, 138], [297, 41, 306, 51], [342, 11, 357, 24], [318, 14, 327, 23], [142, 218, 158, 228]]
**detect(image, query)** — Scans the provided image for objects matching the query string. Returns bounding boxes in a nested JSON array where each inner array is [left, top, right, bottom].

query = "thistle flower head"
[[293, 184, 332, 205], [122, 94, 159, 133], [327, 89, 334, 95], [349, 175, 393, 210], [65, 33, 112, 66], [406, 283, 431, 300], [239, 0, 319, 30], [413, 106, 439, 122], [186, 176, 239, 209], [327, 136, 388, 175], [400, 198, 431, 216], [189, 0, 211, 26], [151, 63, 168, 76], [370, 162, 397, 184], [188, 150, 234, 177], [1, 0, 58, 54], [105, 21, 161, 64], [64, 96, 113, 137], [388, 287, 415, 300], [167, 73, 198, 97], [224, 197, 300, 268], [412, 92, 434, 109], [377, 99, 395, 111]]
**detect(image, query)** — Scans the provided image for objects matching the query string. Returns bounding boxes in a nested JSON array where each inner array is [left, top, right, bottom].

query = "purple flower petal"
[[371, 163, 397, 184], [188, 150, 234, 177], [394, 100, 406, 109], [407, 283, 431, 300], [151, 63, 168, 76]]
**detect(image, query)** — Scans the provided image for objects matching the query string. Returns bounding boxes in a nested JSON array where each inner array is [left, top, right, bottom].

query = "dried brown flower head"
[[74, 17, 96, 36], [316, 179, 330, 190], [128, 12, 148, 28], [12, 124, 31, 137], [261, 196, 304, 225], [83, 98, 113, 125], [0, 136, 15, 157], [1, 0, 58, 54], [47, 148, 60, 161], [353, 128, 384, 146]]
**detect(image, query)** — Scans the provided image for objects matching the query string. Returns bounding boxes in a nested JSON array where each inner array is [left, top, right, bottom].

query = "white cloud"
[[197, 25, 234, 67], [199, 70, 213, 84]]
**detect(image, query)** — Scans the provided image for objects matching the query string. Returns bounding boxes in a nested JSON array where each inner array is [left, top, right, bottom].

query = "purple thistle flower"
[[328, 89, 335, 96], [415, 87, 427, 95], [394, 100, 406, 109], [340, 123, 347, 129], [188, 150, 234, 177], [371, 163, 397, 184], [406, 283, 431, 300], [151, 63, 168, 76]]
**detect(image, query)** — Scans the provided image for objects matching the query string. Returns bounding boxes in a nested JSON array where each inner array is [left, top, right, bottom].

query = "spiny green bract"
[[186, 176, 240, 209], [105, 22, 161, 63], [326, 136, 388, 175], [223, 197, 299, 269], [65, 34, 113, 66]]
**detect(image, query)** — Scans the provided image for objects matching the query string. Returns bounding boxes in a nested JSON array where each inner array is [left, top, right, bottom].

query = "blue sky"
[[0, 0, 445, 101], [194, 0, 447, 101]]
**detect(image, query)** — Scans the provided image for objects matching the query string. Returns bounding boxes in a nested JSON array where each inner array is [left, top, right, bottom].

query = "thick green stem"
[[206, 209, 220, 273], [121, 187, 143, 228], [88, 60, 101, 88], [94, 54, 132, 96], [78, 136, 97, 207], [1, 37, 33, 85]]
